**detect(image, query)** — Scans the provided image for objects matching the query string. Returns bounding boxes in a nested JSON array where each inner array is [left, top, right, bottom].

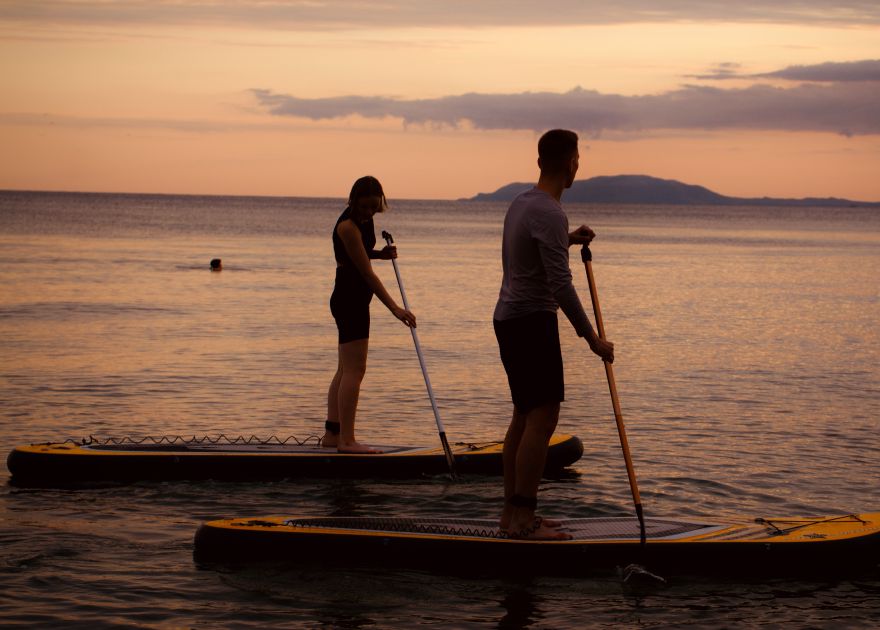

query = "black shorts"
[[330, 276, 373, 345], [494, 311, 564, 413]]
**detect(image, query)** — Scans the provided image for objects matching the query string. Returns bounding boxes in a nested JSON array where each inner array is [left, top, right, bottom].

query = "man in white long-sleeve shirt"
[[494, 129, 615, 540]]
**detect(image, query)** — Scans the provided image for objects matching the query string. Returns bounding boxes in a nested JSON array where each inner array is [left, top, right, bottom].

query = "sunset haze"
[[1, 1, 879, 200]]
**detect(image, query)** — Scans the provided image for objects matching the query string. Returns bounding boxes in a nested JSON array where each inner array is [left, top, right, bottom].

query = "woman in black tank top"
[[322, 176, 417, 454]]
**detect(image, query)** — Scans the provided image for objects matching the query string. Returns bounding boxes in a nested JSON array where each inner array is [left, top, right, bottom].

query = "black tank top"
[[332, 207, 376, 297], [333, 207, 376, 267]]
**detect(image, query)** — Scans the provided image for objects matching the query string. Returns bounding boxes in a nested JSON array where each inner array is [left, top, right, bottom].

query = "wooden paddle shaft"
[[583, 250, 644, 513]]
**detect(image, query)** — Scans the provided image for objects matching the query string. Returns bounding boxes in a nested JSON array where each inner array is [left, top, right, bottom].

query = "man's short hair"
[[538, 129, 578, 174]]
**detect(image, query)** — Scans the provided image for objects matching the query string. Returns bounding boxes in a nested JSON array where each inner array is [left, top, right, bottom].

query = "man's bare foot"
[[505, 517, 572, 540], [500, 508, 563, 530], [337, 441, 383, 454], [320, 433, 338, 448]]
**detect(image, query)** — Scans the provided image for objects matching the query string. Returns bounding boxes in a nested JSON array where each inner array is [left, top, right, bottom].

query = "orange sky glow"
[[1, 2, 878, 201]]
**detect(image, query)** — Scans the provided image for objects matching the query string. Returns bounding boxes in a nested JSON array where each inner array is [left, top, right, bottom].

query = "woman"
[[322, 176, 416, 454]]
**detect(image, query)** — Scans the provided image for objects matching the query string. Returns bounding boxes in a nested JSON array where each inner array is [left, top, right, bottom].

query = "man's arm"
[[533, 211, 593, 337], [535, 212, 614, 362]]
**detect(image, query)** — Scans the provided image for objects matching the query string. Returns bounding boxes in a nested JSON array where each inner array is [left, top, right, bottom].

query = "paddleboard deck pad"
[[6, 433, 583, 484], [193, 512, 880, 576]]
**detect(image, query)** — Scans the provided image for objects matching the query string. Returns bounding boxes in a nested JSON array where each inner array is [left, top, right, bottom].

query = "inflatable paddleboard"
[[193, 512, 880, 576], [6, 433, 583, 484]]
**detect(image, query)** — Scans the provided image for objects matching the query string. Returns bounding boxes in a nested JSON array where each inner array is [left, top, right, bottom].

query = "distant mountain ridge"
[[468, 175, 879, 207]]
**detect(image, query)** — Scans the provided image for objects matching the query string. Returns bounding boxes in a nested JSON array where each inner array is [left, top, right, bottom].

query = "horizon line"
[[1, 178, 878, 206]]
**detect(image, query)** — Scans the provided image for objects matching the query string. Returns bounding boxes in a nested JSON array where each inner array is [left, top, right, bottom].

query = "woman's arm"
[[368, 245, 397, 260], [337, 221, 416, 328]]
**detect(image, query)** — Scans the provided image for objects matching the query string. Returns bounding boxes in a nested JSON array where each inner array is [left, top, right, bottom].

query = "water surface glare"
[[1, 191, 878, 627]]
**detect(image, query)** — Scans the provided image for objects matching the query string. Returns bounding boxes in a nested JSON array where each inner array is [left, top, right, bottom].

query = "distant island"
[[468, 175, 879, 207]]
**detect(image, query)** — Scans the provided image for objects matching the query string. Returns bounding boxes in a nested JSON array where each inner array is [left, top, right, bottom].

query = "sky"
[[1, 1, 879, 200]]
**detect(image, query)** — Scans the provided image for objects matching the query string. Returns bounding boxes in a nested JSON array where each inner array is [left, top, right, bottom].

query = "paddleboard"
[[6, 433, 583, 484], [193, 512, 880, 576]]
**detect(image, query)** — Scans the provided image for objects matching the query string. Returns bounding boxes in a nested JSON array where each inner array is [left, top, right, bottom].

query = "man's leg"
[[500, 407, 527, 529], [503, 402, 570, 539]]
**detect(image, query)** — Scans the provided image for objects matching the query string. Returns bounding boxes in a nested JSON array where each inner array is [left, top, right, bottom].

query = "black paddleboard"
[[6, 433, 583, 484], [193, 512, 880, 576]]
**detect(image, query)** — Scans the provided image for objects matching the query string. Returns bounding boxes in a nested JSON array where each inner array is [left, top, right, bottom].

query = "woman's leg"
[[336, 338, 381, 454], [322, 353, 344, 447]]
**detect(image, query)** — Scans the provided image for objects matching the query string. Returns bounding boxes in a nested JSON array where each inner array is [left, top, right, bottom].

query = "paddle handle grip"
[[581, 243, 593, 263]]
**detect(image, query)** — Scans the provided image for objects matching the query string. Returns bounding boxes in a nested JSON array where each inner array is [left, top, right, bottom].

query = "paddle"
[[581, 244, 647, 546], [382, 230, 457, 478]]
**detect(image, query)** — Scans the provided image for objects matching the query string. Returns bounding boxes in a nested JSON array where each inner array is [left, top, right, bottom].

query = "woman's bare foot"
[[337, 441, 383, 454], [505, 517, 572, 540], [321, 421, 341, 448]]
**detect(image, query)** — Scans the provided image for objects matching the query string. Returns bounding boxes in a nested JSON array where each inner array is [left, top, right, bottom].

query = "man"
[[494, 129, 615, 539]]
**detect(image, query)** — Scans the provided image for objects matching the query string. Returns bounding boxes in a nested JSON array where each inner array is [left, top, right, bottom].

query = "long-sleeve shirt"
[[493, 187, 594, 338]]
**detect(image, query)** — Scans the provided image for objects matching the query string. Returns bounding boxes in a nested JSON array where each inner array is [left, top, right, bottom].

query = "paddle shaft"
[[582, 245, 646, 545], [382, 231, 457, 477]]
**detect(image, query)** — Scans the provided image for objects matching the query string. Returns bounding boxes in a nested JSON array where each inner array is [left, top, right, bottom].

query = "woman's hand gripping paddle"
[[382, 230, 457, 479], [582, 244, 646, 546]]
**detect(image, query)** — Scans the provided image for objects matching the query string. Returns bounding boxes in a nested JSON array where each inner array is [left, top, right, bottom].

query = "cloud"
[[757, 59, 880, 82], [692, 59, 880, 82], [252, 76, 880, 137], [688, 63, 747, 80], [2, 1, 880, 29]]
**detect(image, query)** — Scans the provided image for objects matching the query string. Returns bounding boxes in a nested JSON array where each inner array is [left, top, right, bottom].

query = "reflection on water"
[[1, 191, 878, 626]]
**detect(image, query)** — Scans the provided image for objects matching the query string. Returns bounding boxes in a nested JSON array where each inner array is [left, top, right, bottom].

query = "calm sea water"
[[1, 190, 878, 627]]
